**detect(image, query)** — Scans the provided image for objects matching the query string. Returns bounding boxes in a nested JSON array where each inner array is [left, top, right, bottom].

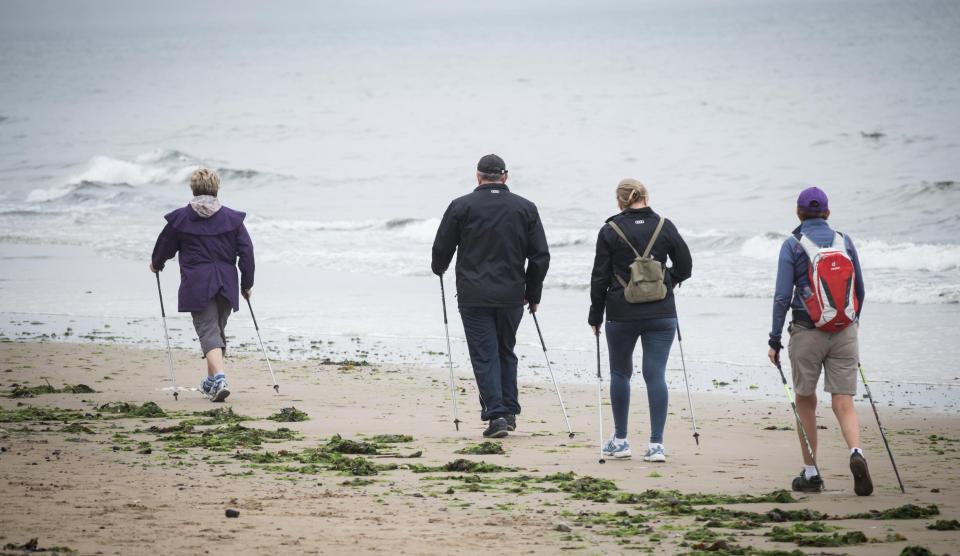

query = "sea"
[[1, 0, 958, 410]]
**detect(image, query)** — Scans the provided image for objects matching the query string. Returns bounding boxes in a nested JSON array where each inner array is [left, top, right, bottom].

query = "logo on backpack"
[[797, 232, 858, 333]]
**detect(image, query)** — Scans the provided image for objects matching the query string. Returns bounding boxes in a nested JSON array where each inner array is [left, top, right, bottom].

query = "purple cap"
[[797, 187, 828, 211]]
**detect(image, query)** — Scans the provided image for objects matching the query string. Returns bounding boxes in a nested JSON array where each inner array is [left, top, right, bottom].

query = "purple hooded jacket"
[[151, 205, 255, 313]]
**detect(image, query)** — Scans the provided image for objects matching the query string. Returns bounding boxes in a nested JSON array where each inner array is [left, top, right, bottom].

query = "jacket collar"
[[475, 183, 509, 192], [793, 218, 829, 237]]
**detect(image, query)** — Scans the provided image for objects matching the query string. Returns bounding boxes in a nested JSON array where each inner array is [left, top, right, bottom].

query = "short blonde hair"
[[616, 178, 648, 209], [190, 168, 220, 197]]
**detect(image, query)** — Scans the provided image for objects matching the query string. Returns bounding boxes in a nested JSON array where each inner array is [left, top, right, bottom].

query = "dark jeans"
[[460, 306, 524, 421], [605, 317, 677, 443]]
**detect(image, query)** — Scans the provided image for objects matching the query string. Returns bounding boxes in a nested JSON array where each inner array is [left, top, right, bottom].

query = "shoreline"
[[3, 326, 959, 415], [1, 340, 958, 554]]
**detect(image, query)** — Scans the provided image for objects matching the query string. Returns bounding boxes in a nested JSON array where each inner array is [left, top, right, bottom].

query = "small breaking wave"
[[25, 150, 265, 203]]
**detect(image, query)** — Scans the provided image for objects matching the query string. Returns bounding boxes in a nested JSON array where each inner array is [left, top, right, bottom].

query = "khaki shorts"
[[787, 322, 859, 396], [191, 295, 232, 357]]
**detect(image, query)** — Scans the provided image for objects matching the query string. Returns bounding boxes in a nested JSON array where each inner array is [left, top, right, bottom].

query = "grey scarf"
[[190, 195, 221, 218]]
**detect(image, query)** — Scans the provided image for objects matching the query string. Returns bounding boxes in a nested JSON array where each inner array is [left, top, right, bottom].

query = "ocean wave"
[[25, 150, 265, 203], [738, 232, 960, 272]]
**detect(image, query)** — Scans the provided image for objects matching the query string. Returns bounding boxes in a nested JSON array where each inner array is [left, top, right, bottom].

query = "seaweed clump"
[[926, 519, 960, 530], [456, 441, 505, 455], [844, 504, 939, 520], [10, 382, 96, 398], [97, 401, 166, 418], [267, 407, 309, 422]]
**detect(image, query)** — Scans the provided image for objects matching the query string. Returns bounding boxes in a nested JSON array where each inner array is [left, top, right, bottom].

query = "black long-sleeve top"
[[432, 184, 550, 307], [588, 207, 692, 325]]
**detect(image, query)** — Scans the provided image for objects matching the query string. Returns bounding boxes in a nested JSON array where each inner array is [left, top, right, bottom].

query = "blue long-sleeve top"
[[770, 218, 865, 340]]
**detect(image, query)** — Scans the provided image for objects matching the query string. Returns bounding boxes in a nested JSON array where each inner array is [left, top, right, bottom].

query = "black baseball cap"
[[477, 154, 507, 175]]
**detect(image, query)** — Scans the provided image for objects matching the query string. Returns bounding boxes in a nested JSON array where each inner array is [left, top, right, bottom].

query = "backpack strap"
[[642, 218, 666, 258], [797, 233, 821, 261], [607, 221, 641, 258], [831, 231, 845, 250]]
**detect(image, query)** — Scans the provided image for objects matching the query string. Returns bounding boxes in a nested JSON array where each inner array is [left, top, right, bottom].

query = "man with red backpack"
[[767, 187, 873, 496]]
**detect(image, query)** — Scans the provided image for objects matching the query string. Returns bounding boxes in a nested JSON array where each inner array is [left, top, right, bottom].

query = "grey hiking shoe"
[[483, 418, 509, 439], [505, 415, 516, 432], [200, 377, 215, 397], [210, 374, 230, 403], [850, 452, 874, 496], [791, 470, 824, 493], [602, 436, 632, 459], [643, 445, 666, 462]]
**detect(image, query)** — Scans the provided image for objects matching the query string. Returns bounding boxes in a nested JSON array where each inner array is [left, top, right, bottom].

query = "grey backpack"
[[607, 218, 668, 304]]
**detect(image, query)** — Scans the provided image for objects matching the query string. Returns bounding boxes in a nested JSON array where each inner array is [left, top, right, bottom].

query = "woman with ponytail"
[[588, 179, 692, 461]]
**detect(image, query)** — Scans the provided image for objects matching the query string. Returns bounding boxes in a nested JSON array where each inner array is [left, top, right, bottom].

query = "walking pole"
[[439, 276, 462, 431], [675, 319, 700, 445], [859, 362, 906, 493], [531, 312, 574, 438], [775, 359, 823, 485], [155, 273, 179, 401], [246, 297, 279, 394], [596, 331, 605, 464]]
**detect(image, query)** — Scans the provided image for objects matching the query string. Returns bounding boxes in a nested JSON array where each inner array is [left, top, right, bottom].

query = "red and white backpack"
[[797, 232, 858, 333]]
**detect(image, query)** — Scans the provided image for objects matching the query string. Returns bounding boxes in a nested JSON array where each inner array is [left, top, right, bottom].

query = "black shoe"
[[483, 418, 509, 439], [505, 415, 516, 432], [791, 470, 824, 493], [850, 451, 874, 496]]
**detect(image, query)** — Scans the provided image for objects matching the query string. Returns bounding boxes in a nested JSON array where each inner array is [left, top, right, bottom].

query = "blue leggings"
[[605, 317, 677, 443]]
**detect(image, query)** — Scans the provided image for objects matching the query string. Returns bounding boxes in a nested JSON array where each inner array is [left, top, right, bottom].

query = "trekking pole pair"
[[154, 274, 279, 397], [773, 356, 905, 493], [438, 276, 573, 436]]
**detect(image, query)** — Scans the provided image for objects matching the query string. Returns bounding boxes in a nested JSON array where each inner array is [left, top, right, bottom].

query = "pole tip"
[[454, 419, 461, 431], [598, 458, 606, 464], [173, 391, 179, 401], [568, 432, 575, 439], [694, 432, 700, 446], [273, 385, 280, 394]]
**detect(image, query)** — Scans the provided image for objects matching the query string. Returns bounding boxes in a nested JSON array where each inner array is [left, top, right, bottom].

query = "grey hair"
[[190, 168, 221, 197]]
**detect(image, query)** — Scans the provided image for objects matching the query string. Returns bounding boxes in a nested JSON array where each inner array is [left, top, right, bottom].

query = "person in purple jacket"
[[150, 168, 255, 402]]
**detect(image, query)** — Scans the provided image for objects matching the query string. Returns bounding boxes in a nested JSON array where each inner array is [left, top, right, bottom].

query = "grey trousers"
[[191, 295, 232, 357]]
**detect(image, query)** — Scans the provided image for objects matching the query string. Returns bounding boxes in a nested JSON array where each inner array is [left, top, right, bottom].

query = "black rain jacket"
[[588, 207, 692, 325], [432, 184, 550, 307]]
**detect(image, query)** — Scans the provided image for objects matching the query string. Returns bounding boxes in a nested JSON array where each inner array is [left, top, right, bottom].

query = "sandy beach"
[[1, 340, 957, 555]]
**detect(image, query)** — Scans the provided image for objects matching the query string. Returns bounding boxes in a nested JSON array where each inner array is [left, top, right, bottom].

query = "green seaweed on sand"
[[2, 538, 77, 554], [692, 507, 829, 529], [899, 547, 935, 556], [766, 525, 868, 547], [9, 382, 96, 398], [186, 406, 249, 425], [456, 441, 505, 455], [62, 423, 95, 434], [267, 407, 309, 422], [97, 401, 166, 418], [368, 434, 413, 443], [544, 473, 619, 502], [926, 519, 960, 530], [342, 477, 375, 487], [409, 459, 516, 474], [844, 504, 939, 520], [617, 489, 796, 508], [0, 406, 88, 422], [573, 509, 653, 538], [324, 434, 379, 454], [160, 423, 299, 451], [684, 540, 803, 555]]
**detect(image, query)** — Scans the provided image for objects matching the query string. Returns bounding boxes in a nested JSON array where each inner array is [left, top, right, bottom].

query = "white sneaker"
[[643, 445, 666, 462], [602, 436, 632, 459]]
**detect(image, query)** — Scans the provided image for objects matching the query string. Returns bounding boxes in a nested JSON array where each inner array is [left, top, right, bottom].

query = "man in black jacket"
[[432, 154, 551, 438]]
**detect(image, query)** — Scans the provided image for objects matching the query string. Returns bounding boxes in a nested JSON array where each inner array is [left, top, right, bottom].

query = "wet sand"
[[0, 341, 958, 555]]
